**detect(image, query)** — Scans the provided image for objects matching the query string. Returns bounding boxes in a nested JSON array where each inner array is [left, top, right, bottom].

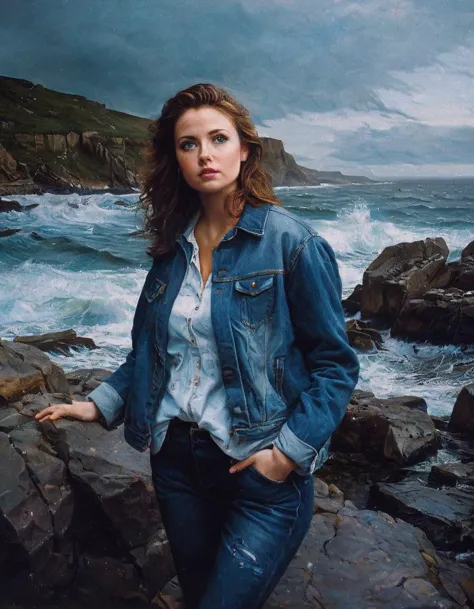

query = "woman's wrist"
[[272, 445, 297, 474]]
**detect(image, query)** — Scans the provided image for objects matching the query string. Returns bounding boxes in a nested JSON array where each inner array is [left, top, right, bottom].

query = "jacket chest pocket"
[[234, 275, 275, 330], [144, 277, 167, 302]]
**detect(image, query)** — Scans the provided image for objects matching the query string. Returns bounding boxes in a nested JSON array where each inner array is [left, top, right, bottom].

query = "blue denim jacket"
[[87, 202, 359, 474]]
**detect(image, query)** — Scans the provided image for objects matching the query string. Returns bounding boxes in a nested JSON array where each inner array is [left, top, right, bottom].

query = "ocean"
[[1, 178, 473, 418]]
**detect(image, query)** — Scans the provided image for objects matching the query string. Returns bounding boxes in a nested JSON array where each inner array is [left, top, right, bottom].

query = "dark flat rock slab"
[[429, 462, 474, 488], [370, 479, 474, 550]]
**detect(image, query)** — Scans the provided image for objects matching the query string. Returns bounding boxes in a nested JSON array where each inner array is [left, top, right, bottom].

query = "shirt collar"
[[183, 210, 201, 244]]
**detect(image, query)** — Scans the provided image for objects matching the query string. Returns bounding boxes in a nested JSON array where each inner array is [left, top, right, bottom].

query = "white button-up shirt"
[[151, 212, 258, 459]]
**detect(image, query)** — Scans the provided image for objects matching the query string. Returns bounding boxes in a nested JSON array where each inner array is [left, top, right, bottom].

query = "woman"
[[36, 83, 359, 608]]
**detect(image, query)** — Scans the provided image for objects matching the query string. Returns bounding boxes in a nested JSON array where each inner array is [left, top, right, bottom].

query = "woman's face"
[[174, 106, 248, 200]]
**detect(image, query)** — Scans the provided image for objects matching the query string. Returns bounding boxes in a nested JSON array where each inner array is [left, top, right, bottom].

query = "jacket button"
[[251, 281, 257, 288]]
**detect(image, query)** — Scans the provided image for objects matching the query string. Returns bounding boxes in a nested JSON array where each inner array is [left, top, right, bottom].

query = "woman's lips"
[[199, 170, 219, 179]]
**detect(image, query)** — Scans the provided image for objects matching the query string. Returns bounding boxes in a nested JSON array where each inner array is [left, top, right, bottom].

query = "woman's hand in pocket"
[[229, 445, 296, 482]]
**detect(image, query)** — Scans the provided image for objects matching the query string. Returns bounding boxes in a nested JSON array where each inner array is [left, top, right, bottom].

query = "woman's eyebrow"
[[178, 128, 229, 142]]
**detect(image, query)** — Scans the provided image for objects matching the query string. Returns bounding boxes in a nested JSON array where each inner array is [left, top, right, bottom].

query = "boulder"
[[447, 240, 474, 291], [370, 479, 474, 550], [42, 418, 162, 550], [331, 390, 436, 465], [0, 227, 21, 237], [429, 462, 474, 487], [0, 340, 44, 402], [8, 426, 74, 539], [0, 432, 54, 564], [13, 329, 98, 354], [65, 367, 112, 396], [0, 198, 22, 212], [346, 319, 384, 352], [392, 288, 474, 344], [8, 340, 70, 394], [361, 238, 450, 319], [342, 283, 362, 314], [448, 383, 474, 436]]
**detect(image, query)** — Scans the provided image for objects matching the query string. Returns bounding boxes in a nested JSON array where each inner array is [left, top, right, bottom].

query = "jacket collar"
[[234, 202, 270, 237], [179, 202, 270, 247], [178, 203, 270, 241]]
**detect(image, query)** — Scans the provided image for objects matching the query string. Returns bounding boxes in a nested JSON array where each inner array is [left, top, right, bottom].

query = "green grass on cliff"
[[0, 76, 152, 138]]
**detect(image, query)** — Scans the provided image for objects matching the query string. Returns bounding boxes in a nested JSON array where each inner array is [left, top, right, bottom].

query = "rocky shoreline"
[[1, 237, 473, 608], [0, 75, 374, 196]]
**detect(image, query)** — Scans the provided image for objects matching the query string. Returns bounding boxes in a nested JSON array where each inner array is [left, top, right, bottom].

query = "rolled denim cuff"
[[274, 423, 330, 476], [86, 382, 124, 430]]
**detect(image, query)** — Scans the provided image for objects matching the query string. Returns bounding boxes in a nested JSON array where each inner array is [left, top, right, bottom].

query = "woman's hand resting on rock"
[[35, 400, 101, 423]]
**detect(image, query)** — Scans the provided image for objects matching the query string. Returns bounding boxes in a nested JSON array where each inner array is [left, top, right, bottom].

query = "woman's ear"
[[240, 144, 249, 163]]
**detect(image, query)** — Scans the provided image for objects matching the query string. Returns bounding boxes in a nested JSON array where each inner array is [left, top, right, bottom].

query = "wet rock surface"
[[369, 479, 474, 551], [331, 389, 436, 466], [360, 237, 450, 319], [13, 329, 98, 355], [1, 338, 474, 607], [346, 238, 474, 345]]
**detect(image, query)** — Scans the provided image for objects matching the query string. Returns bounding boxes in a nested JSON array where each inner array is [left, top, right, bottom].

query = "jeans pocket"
[[248, 464, 287, 485]]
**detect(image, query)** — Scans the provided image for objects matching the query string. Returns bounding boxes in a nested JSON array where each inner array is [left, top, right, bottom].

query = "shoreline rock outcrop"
[[1, 337, 474, 607], [344, 238, 474, 346], [0, 75, 373, 196]]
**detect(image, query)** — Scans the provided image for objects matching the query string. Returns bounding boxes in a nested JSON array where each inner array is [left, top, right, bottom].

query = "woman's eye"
[[180, 141, 195, 150], [215, 134, 228, 143]]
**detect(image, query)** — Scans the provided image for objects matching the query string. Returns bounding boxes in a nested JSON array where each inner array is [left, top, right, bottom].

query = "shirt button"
[[195, 305, 199, 311], [196, 360, 200, 368], [190, 339, 196, 344], [187, 318, 192, 323]]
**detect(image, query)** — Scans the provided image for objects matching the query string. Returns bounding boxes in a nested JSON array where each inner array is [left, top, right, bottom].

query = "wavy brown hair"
[[139, 83, 281, 258]]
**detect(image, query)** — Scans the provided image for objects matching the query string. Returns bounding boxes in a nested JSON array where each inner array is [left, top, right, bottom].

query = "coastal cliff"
[[0, 75, 372, 195]]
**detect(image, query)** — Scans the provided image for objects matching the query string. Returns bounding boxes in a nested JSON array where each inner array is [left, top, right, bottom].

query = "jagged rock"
[[0, 431, 54, 563], [392, 288, 474, 344], [370, 479, 474, 550], [447, 240, 474, 291], [331, 390, 436, 465], [9, 426, 74, 538], [361, 238, 450, 319], [42, 418, 162, 550], [342, 283, 362, 314], [8, 340, 70, 394], [429, 463, 474, 487], [448, 383, 474, 436], [0, 340, 44, 402], [0, 227, 21, 237], [346, 319, 384, 351], [65, 367, 113, 396], [13, 329, 98, 354], [0, 198, 22, 212], [131, 528, 175, 600]]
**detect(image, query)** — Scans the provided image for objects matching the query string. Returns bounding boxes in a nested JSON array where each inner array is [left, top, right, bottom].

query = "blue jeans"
[[150, 418, 314, 609]]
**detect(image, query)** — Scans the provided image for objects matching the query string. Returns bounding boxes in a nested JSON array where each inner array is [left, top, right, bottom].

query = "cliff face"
[[0, 75, 371, 195]]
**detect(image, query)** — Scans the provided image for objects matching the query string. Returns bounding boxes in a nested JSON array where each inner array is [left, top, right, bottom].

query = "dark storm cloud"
[[332, 123, 474, 165], [1, 0, 473, 122]]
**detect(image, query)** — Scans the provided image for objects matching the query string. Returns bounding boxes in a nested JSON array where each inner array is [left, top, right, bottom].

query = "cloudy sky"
[[1, 0, 473, 178]]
